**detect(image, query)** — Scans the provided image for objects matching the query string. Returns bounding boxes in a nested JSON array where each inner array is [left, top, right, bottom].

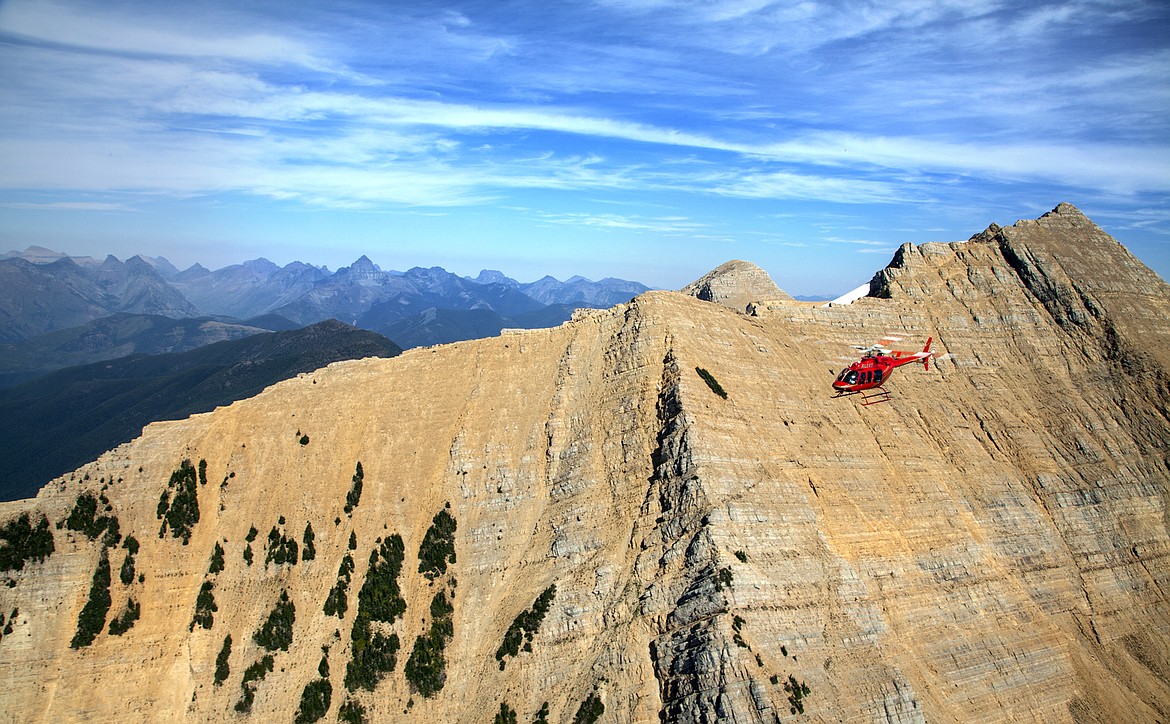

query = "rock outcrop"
[[1, 204, 1169, 723], [681, 259, 792, 311]]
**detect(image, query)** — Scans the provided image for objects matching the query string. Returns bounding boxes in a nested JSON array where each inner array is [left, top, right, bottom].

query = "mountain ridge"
[[1, 204, 1167, 721], [0, 313, 288, 389], [681, 259, 793, 310], [0, 320, 401, 503], [0, 254, 199, 343], [1, 249, 652, 360]]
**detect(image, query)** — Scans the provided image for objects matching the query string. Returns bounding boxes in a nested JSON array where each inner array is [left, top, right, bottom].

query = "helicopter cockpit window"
[[840, 370, 858, 385]]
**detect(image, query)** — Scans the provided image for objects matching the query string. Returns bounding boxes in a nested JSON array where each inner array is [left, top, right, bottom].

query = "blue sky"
[[1, 0, 1167, 295]]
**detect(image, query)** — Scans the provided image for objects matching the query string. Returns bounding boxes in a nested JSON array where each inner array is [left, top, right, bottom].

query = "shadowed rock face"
[[681, 259, 793, 311], [2, 205, 1169, 723]]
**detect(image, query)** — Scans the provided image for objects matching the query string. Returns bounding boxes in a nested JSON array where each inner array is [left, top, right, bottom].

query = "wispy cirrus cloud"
[[591, 0, 1008, 55], [0, 0, 338, 71], [3, 0, 1166, 202], [5, 41, 1166, 208], [535, 212, 707, 233], [0, 0, 1167, 289], [0, 200, 134, 212]]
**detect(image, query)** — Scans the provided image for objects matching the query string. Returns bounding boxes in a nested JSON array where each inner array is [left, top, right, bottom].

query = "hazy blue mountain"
[[0, 254, 198, 343], [1, 246, 179, 275], [0, 257, 108, 343], [2, 245, 102, 266], [373, 307, 514, 348], [269, 255, 410, 325], [0, 248, 651, 355], [241, 313, 301, 331], [469, 269, 516, 286], [173, 262, 211, 282], [0, 313, 293, 389], [406, 266, 545, 315], [92, 255, 198, 316], [170, 258, 330, 319], [137, 254, 182, 279], [0, 320, 401, 502], [522, 275, 649, 307], [368, 302, 578, 349], [469, 269, 651, 308], [275, 260, 545, 327], [510, 302, 579, 328]]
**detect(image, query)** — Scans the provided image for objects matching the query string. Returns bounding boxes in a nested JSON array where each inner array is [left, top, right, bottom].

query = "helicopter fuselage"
[[832, 337, 932, 396]]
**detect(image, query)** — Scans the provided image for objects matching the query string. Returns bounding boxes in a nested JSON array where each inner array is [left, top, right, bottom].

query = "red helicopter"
[[832, 336, 933, 405]]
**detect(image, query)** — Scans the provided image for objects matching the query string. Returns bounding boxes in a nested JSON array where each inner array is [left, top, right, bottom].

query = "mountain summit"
[[680, 258, 792, 310], [1, 205, 1168, 722]]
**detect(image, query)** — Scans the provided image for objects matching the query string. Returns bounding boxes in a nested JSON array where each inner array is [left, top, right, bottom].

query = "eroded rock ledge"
[[2, 205, 1169, 723]]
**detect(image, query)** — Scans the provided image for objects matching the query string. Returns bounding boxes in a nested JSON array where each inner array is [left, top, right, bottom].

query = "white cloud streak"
[[536, 212, 707, 233], [0, 0, 1167, 213], [0, 0, 334, 70]]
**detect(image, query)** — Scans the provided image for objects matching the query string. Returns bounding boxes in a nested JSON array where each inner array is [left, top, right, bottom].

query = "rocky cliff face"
[[681, 259, 792, 311], [1, 205, 1168, 723]]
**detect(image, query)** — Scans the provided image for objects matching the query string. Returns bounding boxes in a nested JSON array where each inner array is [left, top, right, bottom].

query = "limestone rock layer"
[[1, 204, 1169, 722], [681, 259, 792, 310]]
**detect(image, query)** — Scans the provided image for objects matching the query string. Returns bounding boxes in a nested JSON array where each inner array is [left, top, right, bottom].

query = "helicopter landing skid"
[[832, 387, 892, 406], [859, 387, 892, 406]]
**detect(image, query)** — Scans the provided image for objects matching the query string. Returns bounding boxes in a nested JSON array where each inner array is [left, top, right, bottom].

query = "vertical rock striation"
[[0, 204, 1168, 722]]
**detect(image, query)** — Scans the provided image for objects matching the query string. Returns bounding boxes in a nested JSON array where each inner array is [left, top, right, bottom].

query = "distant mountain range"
[[0, 252, 198, 343], [468, 269, 651, 307], [0, 313, 297, 389], [0, 245, 649, 499], [0, 247, 652, 383], [0, 319, 400, 502]]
